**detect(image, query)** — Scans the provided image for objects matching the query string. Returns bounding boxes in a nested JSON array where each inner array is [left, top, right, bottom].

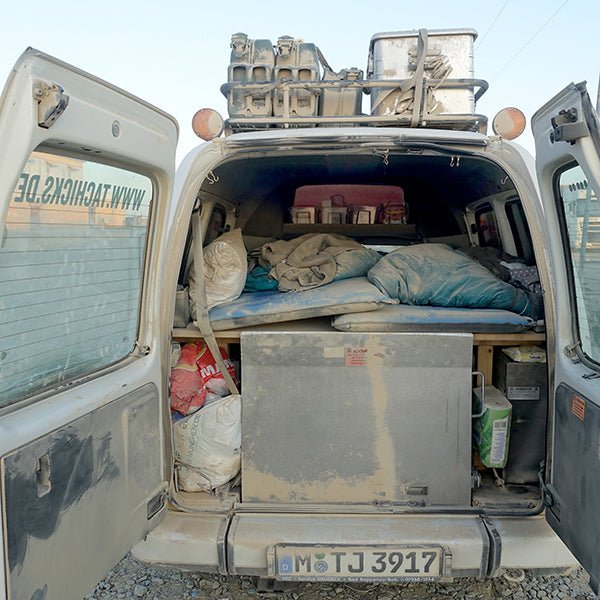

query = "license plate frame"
[[269, 544, 449, 582]]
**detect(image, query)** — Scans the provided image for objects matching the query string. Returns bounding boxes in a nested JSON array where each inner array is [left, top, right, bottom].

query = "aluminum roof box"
[[367, 28, 478, 119]]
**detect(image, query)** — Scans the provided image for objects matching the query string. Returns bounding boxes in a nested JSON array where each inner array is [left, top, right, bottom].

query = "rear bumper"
[[484, 515, 578, 574], [228, 513, 488, 578], [132, 511, 229, 573], [132, 509, 578, 578]]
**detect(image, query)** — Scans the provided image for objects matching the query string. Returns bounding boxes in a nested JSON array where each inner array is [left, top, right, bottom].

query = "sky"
[[1, 0, 598, 164]]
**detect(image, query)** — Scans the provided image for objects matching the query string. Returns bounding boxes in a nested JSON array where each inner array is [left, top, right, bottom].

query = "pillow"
[[189, 229, 247, 317], [334, 246, 381, 281]]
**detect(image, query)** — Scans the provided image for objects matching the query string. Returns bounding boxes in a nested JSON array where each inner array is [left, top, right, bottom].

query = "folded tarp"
[[209, 277, 396, 331], [368, 244, 536, 318], [333, 305, 534, 333]]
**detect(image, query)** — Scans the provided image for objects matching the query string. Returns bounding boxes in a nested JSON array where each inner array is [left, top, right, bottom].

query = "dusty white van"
[[1, 36, 600, 599]]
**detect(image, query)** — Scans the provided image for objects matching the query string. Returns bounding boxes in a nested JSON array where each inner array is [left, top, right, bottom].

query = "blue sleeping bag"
[[367, 244, 536, 318]]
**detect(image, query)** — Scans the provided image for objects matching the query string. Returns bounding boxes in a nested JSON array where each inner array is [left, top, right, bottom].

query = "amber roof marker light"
[[192, 108, 224, 141], [492, 107, 526, 140]]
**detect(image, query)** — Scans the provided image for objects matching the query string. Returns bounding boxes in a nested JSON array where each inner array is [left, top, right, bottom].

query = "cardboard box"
[[320, 206, 348, 224], [352, 205, 378, 224], [290, 206, 316, 224]]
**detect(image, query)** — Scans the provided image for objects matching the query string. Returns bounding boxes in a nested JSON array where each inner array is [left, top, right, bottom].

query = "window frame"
[[553, 159, 600, 368], [505, 197, 535, 264]]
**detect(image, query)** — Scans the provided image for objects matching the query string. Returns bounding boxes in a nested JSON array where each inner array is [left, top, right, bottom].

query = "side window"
[[475, 205, 501, 248], [0, 150, 153, 407], [505, 199, 534, 264], [557, 163, 600, 361], [205, 205, 227, 246]]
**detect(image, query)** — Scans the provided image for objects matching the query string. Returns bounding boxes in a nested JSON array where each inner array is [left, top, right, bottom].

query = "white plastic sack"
[[173, 394, 241, 492], [189, 228, 247, 316]]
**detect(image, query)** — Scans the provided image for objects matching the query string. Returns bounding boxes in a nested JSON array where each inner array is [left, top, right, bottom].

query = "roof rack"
[[221, 77, 489, 134], [221, 29, 489, 135]]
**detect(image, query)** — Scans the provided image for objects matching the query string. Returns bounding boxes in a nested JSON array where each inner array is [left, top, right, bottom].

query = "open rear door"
[[0, 50, 177, 599], [532, 82, 600, 592]]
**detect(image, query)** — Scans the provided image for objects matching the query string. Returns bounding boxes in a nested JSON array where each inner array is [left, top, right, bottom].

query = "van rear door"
[[0, 49, 177, 599], [532, 81, 600, 592]]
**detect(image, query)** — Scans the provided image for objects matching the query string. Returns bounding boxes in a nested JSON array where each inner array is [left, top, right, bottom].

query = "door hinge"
[[550, 107, 589, 144], [542, 487, 555, 508], [33, 80, 69, 129]]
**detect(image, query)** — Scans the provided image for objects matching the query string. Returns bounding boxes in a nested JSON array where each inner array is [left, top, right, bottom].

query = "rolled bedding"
[[367, 243, 539, 319]]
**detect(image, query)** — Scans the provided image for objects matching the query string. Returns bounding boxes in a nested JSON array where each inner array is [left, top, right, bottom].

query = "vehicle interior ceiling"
[[179, 150, 546, 512], [198, 152, 525, 250]]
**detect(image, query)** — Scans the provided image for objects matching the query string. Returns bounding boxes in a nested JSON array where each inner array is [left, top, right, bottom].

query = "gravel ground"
[[85, 555, 595, 600]]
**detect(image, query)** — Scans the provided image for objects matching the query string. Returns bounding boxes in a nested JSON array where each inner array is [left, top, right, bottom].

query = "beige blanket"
[[261, 233, 365, 292]]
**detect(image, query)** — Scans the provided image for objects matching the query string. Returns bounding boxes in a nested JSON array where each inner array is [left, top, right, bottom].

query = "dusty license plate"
[[273, 545, 444, 582]]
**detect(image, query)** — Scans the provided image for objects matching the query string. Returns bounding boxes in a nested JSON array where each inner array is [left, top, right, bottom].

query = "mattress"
[[208, 277, 395, 331], [333, 304, 535, 333]]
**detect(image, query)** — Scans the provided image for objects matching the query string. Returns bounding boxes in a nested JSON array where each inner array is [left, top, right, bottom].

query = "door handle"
[[36, 452, 51, 497]]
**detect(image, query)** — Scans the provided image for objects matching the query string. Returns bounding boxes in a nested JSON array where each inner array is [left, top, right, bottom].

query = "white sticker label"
[[507, 386, 540, 400], [490, 418, 509, 465], [323, 347, 344, 358]]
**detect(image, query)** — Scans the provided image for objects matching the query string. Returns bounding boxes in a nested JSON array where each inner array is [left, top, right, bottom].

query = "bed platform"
[[174, 317, 544, 383]]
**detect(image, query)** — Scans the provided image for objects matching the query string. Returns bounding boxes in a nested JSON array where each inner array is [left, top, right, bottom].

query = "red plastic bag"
[[170, 342, 238, 415], [170, 343, 207, 416], [195, 341, 238, 396]]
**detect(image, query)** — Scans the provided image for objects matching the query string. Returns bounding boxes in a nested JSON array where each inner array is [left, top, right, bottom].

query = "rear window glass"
[[0, 150, 153, 407]]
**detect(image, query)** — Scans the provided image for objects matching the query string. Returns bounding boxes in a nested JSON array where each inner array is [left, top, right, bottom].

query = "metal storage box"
[[241, 331, 473, 505], [493, 352, 548, 484], [367, 29, 477, 117]]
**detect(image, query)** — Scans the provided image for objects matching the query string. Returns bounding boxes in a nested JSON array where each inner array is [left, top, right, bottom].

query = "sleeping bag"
[[367, 244, 536, 318]]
